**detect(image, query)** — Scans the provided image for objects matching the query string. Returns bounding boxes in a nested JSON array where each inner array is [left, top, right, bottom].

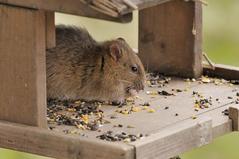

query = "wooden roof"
[[0, 0, 172, 22]]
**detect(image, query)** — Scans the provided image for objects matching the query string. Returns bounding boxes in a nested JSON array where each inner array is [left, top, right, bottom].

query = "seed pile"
[[97, 131, 145, 142], [192, 91, 213, 111], [47, 99, 104, 131], [47, 99, 145, 142], [146, 73, 171, 88]]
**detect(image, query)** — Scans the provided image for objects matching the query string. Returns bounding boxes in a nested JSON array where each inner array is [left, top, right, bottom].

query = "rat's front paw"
[[111, 99, 126, 106]]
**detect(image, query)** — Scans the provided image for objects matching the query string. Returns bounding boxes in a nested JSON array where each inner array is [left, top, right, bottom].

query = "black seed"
[[143, 102, 150, 106], [118, 124, 123, 127], [158, 90, 174, 96], [164, 106, 169, 110]]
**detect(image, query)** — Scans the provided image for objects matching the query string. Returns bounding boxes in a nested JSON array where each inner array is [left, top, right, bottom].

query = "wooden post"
[[45, 11, 56, 49], [0, 5, 47, 128], [139, 0, 203, 78], [229, 106, 239, 131]]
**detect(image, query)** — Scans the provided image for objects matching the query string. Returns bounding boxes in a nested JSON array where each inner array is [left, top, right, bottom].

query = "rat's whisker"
[[118, 79, 133, 84]]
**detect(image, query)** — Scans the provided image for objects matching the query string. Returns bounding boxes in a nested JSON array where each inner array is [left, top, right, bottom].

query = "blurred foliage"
[[0, 0, 238, 158], [203, 0, 239, 66]]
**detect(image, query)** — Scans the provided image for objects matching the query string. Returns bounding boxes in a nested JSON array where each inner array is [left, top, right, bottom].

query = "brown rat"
[[46, 25, 146, 103]]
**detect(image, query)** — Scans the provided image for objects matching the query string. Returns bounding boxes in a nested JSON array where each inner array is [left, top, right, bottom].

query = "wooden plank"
[[0, 5, 47, 127], [0, 0, 133, 23], [48, 77, 237, 139], [138, 0, 203, 78], [131, 0, 172, 9], [229, 106, 239, 131], [45, 77, 235, 159], [45, 11, 56, 49], [0, 121, 134, 159], [131, 117, 213, 159], [130, 101, 234, 159], [204, 64, 239, 80]]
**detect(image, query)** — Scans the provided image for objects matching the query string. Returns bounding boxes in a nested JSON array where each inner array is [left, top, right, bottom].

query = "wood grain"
[[0, 121, 134, 159], [131, 117, 213, 159], [0, 0, 133, 23], [45, 11, 56, 49], [0, 5, 47, 127], [139, 0, 203, 78]]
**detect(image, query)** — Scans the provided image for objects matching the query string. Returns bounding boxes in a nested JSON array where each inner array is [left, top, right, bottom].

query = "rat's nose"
[[135, 81, 145, 91]]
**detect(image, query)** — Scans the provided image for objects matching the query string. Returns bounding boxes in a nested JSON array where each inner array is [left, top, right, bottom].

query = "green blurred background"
[[1, 0, 238, 158]]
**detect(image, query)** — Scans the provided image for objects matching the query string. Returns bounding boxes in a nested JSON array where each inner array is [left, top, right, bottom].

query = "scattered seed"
[[147, 108, 156, 113], [142, 102, 151, 106], [164, 106, 169, 110], [127, 125, 135, 128], [158, 90, 174, 96], [97, 131, 144, 142], [131, 106, 141, 112], [192, 116, 197, 120], [231, 80, 239, 85], [201, 76, 211, 83], [222, 109, 229, 116], [118, 124, 123, 127]]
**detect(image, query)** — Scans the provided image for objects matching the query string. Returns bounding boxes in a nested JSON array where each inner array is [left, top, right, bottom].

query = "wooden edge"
[[130, 116, 213, 159], [203, 64, 239, 80], [134, 0, 173, 10], [0, 121, 134, 159], [45, 11, 56, 49], [229, 106, 239, 131], [0, 0, 133, 23], [213, 118, 232, 138]]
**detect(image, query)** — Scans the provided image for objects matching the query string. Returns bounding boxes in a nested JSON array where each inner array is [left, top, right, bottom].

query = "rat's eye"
[[131, 65, 138, 73]]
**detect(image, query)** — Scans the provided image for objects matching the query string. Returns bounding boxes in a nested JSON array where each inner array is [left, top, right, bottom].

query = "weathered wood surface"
[[0, 121, 134, 159], [0, 0, 133, 22], [49, 78, 237, 137], [204, 64, 239, 80], [45, 11, 56, 49], [0, 5, 47, 127], [139, 0, 203, 78], [131, 116, 213, 159], [48, 77, 237, 158]]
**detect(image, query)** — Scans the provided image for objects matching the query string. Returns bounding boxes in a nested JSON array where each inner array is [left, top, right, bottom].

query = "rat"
[[46, 25, 146, 104]]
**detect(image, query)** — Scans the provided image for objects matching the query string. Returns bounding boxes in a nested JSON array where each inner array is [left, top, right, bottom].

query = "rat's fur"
[[46, 25, 145, 102]]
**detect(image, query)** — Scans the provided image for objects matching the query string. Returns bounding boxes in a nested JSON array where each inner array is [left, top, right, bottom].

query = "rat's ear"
[[109, 43, 122, 62], [117, 37, 125, 42]]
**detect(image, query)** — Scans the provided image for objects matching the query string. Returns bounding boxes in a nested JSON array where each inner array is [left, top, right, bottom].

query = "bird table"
[[0, 0, 239, 159]]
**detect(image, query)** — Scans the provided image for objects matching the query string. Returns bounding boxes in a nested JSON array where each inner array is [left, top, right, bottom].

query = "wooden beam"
[[229, 106, 239, 131], [0, 121, 134, 159], [204, 64, 239, 80], [131, 117, 212, 159], [45, 11, 56, 49], [0, 0, 133, 23], [138, 0, 203, 78], [132, 0, 172, 10], [0, 5, 47, 127]]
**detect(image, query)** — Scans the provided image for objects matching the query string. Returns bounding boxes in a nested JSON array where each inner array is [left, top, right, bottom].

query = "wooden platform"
[[0, 75, 237, 159], [47, 76, 238, 159]]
